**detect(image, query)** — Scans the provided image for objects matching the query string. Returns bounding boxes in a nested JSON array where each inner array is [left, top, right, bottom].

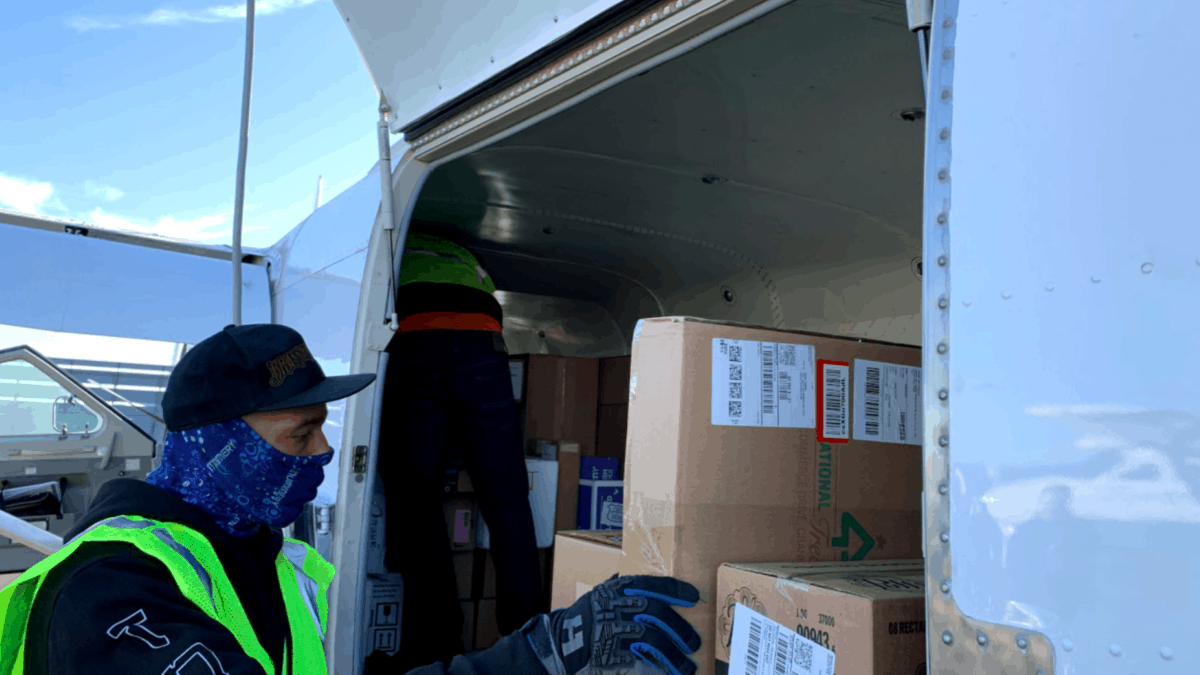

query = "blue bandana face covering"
[[146, 417, 333, 537]]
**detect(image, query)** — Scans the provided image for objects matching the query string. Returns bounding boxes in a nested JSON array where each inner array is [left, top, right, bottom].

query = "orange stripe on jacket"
[[396, 312, 503, 333]]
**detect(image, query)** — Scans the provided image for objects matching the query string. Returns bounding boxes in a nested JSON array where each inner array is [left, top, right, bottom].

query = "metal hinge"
[[905, 0, 932, 30], [352, 445, 369, 478]]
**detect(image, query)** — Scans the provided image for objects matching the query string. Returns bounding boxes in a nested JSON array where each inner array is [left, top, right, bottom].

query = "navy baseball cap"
[[162, 324, 377, 432]]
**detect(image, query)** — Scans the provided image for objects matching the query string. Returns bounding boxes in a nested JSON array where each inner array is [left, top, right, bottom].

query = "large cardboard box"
[[617, 317, 923, 674], [714, 560, 926, 675], [599, 356, 632, 405], [595, 404, 629, 468], [525, 355, 599, 455], [550, 530, 623, 611], [554, 442, 582, 532], [525, 355, 598, 530], [477, 458, 558, 549]]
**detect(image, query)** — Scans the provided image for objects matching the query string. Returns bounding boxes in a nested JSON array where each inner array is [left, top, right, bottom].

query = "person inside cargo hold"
[[0, 323, 704, 675], [373, 229, 542, 669]]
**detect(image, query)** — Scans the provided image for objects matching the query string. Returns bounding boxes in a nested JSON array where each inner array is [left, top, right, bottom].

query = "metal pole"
[[231, 0, 256, 326], [916, 27, 931, 100], [378, 103, 400, 331], [314, 175, 324, 212], [0, 508, 63, 555], [377, 106, 395, 233]]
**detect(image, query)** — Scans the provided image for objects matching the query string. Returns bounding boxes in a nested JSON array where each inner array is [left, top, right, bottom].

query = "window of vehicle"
[[0, 358, 103, 437]]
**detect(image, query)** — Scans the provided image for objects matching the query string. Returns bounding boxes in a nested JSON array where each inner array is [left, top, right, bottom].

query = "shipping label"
[[852, 359, 922, 445], [366, 574, 402, 656], [816, 361, 850, 443], [712, 339, 815, 428], [729, 603, 835, 675]]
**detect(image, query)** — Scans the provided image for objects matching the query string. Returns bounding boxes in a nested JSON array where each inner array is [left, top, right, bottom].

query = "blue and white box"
[[577, 479, 623, 530], [580, 457, 618, 482]]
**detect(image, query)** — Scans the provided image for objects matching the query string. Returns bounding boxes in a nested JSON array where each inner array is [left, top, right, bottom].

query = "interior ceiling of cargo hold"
[[398, 0, 926, 354]]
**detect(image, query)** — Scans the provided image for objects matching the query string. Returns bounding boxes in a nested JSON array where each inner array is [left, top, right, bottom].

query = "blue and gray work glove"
[[520, 574, 702, 675]]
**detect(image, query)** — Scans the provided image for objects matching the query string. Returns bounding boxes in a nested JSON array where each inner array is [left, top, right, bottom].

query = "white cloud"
[[84, 180, 124, 202], [86, 207, 268, 243], [67, 0, 325, 31], [0, 174, 54, 214]]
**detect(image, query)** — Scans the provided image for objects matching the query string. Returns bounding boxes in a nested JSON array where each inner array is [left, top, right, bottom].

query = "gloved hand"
[[520, 574, 701, 675]]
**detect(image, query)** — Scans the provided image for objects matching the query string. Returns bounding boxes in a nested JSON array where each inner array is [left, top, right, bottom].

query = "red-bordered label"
[[816, 360, 851, 443]]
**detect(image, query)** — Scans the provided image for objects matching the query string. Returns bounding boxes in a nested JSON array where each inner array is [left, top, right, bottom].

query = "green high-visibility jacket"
[[0, 515, 333, 675], [400, 233, 496, 294]]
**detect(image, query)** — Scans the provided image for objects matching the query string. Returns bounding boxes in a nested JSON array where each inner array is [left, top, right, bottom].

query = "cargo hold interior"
[[375, 0, 930, 656], [405, 0, 927, 357]]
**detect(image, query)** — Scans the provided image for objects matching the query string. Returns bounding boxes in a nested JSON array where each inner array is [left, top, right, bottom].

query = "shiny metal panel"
[[411, 0, 924, 345], [327, 154, 429, 675], [0, 221, 270, 345], [267, 162, 384, 507], [330, 0, 625, 134], [939, 1, 1200, 674], [495, 290, 629, 357]]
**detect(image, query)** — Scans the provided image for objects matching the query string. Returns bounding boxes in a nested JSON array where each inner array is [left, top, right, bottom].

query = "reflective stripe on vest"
[[406, 248, 490, 286], [0, 515, 332, 675]]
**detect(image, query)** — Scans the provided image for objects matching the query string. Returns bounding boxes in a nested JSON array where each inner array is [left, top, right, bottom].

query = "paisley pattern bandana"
[[146, 417, 333, 537]]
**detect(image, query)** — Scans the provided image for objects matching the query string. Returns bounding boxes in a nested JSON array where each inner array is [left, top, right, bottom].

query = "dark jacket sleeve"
[[41, 547, 273, 675]]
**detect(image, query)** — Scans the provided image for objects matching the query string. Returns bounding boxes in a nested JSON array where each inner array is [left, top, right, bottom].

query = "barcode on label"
[[819, 362, 849, 441], [773, 632, 789, 675], [746, 615, 764, 673], [863, 366, 881, 437], [713, 339, 817, 430], [731, 603, 835, 675], [899, 411, 907, 443], [778, 345, 797, 367], [797, 640, 813, 672], [762, 346, 775, 416]]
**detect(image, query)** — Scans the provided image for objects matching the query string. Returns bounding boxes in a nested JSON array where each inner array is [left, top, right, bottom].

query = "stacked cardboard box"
[[473, 548, 552, 649], [549, 530, 623, 610], [613, 317, 924, 674], [446, 467, 554, 651], [524, 356, 599, 532], [596, 357, 631, 473], [714, 560, 926, 675]]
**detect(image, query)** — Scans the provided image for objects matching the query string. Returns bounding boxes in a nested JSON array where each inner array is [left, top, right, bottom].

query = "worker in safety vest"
[[0, 323, 703, 675], [374, 230, 543, 669]]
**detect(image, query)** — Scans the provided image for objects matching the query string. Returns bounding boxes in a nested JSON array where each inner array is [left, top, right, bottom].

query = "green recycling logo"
[[831, 512, 875, 560]]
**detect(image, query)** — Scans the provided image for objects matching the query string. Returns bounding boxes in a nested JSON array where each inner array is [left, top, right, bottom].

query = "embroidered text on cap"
[[266, 344, 314, 387]]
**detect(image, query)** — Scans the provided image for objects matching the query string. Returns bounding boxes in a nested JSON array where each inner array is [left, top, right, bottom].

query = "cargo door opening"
[[371, 0, 927, 662], [402, 0, 926, 349]]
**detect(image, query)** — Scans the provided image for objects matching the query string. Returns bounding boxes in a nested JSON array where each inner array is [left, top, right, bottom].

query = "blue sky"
[[0, 0, 380, 248]]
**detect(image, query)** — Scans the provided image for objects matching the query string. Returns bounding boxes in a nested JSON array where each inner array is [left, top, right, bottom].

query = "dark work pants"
[[377, 329, 542, 670]]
